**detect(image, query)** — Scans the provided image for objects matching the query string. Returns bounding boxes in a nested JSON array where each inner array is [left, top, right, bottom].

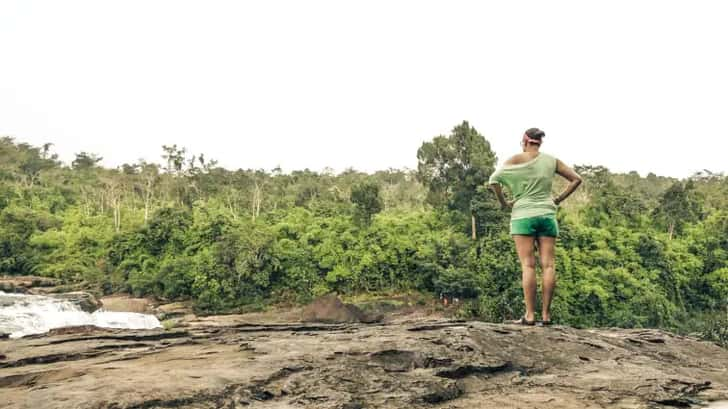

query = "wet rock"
[[44, 325, 106, 337], [301, 294, 382, 324], [50, 292, 101, 313]]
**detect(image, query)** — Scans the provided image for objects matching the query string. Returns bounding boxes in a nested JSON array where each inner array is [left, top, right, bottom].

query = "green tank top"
[[488, 153, 558, 220]]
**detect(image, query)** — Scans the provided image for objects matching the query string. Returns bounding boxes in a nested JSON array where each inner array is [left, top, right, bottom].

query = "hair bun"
[[525, 128, 545, 139]]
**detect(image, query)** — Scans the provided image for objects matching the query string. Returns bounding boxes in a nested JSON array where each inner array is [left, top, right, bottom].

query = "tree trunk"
[[471, 214, 477, 240], [251, 182, 263, 222], [225, 189, 238, 220], [143, 178, 153, 224], [113, 203, 121, 233], [110, 191, 121, 232]]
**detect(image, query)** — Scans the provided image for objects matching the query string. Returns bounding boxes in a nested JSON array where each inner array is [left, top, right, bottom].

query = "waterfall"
[[0, 291, 161, 338]]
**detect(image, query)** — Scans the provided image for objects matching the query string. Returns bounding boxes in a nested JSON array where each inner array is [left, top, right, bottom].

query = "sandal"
[[512, 316, 536, 326], [538, 320, 553, 326]]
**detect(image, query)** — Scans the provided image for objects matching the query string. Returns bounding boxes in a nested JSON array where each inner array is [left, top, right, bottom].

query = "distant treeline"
[[1, 122, 726, 339]]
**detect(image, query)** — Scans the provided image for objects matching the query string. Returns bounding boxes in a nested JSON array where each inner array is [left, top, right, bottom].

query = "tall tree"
[[654, 180, 704, 239], [416, 121, 497, 238], [138, 162, 161, 224], [161, 145, 186, 175], [350, 180, 383, 226], [72, 152, 103, 170]]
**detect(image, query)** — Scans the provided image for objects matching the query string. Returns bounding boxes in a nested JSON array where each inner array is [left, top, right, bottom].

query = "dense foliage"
[[0, 123, 726, 339]]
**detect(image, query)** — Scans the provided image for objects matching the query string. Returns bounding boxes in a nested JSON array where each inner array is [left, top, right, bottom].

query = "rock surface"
[[1, 314, 727, 409]]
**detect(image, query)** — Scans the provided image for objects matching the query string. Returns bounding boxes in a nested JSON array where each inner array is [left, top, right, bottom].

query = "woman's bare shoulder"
[[504, 153, 535, 165]]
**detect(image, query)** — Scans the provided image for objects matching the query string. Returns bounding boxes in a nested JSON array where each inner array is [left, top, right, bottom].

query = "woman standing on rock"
[[488, 128, 582, 326]]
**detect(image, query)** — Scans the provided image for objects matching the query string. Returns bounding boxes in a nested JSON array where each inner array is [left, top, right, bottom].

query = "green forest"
[[1, 122, 726, 342]]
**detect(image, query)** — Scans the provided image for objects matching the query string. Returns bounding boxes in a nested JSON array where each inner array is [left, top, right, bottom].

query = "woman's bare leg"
[[513, 235, 537, 322], [536, 236, 556, 322]]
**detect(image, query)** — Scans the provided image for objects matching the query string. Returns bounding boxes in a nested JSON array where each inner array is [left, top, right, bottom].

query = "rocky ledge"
[[0, 276, 60, 294], [1, 315, 727, 409]]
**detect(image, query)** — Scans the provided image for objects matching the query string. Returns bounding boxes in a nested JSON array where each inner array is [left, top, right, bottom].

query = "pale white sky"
[[1, 1, 726, 178]]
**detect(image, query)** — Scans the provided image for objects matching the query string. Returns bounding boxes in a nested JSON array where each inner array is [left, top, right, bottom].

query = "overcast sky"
[[1, 1, 726, 178]]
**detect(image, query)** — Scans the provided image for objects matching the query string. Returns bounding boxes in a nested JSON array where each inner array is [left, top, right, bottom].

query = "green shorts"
[[510, 215, 559, 237]]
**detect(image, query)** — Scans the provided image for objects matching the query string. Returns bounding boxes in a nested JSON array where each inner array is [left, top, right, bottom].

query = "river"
[[0, 291, 161, 338]]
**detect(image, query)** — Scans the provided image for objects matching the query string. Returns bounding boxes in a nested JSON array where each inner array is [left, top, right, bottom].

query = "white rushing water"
[[0, 291, 161, 338]]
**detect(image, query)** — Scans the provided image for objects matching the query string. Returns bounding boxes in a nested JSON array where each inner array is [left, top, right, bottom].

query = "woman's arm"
[[489, 183, 513, 210], [553, 159, 583, 205]]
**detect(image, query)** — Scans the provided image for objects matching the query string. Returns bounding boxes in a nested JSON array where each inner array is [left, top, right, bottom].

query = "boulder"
[[301, 294, 383, 324], [51, 292, 102, 313], [100, 296, 155, 314]]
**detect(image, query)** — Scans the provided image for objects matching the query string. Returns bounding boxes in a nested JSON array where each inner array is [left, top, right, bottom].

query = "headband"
[[522, 133, 542, 146]]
